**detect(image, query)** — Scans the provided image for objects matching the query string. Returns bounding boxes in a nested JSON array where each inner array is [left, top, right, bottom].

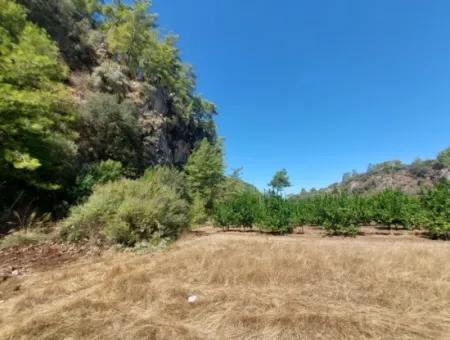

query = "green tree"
[[76, 93, 141, 174], [436, 147, 450, 168], [0, 0, 76, 190], [269, 169, 291, 193], [71, 160, 124, 202], [185, 138, 224, 210], [102, 0, 155, 77], [190, 193, 208, 226], [17, 0, 101, 69]]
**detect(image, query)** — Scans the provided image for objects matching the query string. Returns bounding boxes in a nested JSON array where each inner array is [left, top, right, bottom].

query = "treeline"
[[213, 181, 450, 239], [0, 0, 216, 231]]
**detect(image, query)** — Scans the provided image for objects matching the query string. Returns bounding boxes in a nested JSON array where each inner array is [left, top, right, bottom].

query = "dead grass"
[[0, 229, 449, 339]]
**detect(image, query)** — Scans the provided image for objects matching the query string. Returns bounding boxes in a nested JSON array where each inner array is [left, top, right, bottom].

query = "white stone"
[[187, 295, 197, 303]]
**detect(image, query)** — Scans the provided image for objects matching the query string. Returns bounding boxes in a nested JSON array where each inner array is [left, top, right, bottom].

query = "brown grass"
[[0, 229, 449, 339]]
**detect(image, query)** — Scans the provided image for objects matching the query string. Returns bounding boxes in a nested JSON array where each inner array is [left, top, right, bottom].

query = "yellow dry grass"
[[0, 230, 449, 339]]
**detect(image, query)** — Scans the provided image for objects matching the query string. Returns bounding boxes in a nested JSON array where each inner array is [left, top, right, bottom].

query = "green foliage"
[[213, 190, 262, 229], [71, 160, 124, 202], [367, 160, 405, 174], [268, 169, 291, 193], [419, 181, 450, 239], [436, 147, 450, 168], [369, 189, 421, 229], [185, 138, 225, 210], [89, 60, 130, 97], [17, 0, 100, 69], [61, 166, 189, 246], [318, 193, 361, 236], [76, 93, 141, 173], [190, 193, 208, 227], [101, 0, 217, 140], [102, 0, 155, 77], [259, 192, 293, 234], [142, 165, 190, 201], [0, 0, 76, 191]]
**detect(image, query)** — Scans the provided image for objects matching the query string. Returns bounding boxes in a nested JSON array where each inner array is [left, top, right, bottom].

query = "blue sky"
[[150, 0, 450, 193]]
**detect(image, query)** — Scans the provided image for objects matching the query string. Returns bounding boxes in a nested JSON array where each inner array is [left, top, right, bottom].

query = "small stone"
[[11, 269, 19, 276], [187, 295, 197, 303]]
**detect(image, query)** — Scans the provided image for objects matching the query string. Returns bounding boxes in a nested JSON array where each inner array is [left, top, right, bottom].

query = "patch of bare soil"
[[0, 242, 98, 301]]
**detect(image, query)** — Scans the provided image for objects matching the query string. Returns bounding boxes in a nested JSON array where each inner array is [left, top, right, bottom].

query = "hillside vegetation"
[[325, 148, 450, 194], [0, 0, 217, 232]]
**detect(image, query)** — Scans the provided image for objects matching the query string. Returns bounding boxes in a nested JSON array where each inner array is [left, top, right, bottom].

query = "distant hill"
[[323, 147, 450, 194]]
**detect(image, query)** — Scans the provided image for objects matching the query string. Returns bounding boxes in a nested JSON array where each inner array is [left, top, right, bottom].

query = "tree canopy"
[[0, 0, 76, 190], [269, 169, 291, 193], [185, 138, 225, 210]]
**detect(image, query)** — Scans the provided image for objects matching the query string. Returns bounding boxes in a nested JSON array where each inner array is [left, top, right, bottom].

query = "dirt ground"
[[0, 227, 449, 339]]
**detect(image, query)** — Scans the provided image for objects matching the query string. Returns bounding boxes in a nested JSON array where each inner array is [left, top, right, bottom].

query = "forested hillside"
[[1, 0, 217, 230]]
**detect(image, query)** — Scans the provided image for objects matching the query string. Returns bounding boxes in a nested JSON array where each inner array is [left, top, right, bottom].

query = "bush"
[[213, 190, 261, 229], [419, 181, 450, 239], [436, 147, 450, 169], [61, 167, 189, 246], [89, 61, 130, 96], [370, 189, 421, 229], [71, 160, 124, 202], [190, 193, 208, 226], [76, 93, 141, 174], [142, 166, 190, 201], [318, 193, 360, 236], [259, 192, 293, 234]]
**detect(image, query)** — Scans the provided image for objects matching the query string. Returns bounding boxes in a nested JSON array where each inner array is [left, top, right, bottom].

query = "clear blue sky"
[[150, 0, 450, 193]]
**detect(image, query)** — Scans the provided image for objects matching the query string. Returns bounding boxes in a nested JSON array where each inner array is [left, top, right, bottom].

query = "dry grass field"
[[0, 227, 449, 339]]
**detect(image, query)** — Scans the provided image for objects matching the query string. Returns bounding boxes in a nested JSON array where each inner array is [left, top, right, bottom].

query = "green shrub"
[[71, 160, 124, 202], [436, 147, 450, 168], [213, 190, 261, 229], [142, 166, 190, 201], [89, 60, 130, 96], [61, 167, 189, 246], [369, 189, 421, 229], [190, 193, 208, 226], [259, 192, 293, 234], [419, 181, 450, 239], [318, 193, 360, 236], [76, 93, 141, 173]]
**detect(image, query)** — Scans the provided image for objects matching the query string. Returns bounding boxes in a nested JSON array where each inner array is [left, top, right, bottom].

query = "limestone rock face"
[[139, 86, 193, 167]]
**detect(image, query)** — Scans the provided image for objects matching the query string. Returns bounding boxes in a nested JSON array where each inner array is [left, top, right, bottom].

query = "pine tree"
[[185, 138, 224, 210]]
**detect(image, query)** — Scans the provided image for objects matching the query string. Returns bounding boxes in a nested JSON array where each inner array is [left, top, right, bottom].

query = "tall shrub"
[[61, 167, 189, 246]]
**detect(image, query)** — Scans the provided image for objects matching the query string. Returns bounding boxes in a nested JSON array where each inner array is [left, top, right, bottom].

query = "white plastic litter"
[[187, 295, 197, 303]]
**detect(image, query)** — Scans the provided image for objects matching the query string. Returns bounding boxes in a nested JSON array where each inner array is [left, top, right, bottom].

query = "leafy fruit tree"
[[185, 138, 224, 211], [269, 169, 291, 193], [0, 0, 76, 191]]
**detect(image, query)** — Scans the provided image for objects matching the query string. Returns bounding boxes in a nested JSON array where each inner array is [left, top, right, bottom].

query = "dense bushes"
[[71, 160, 124, 202], [213, 183, 450, 238], [213, 191, 291, 234], [61, 167, 189, 246], [213, 190, 261, 229], [76, 94, 142, 174], [419, 181, 450, 239]]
